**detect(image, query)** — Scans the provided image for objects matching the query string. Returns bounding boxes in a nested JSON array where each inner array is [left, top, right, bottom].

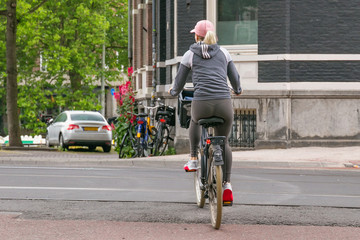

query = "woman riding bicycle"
[[169, 20, 242, 206]]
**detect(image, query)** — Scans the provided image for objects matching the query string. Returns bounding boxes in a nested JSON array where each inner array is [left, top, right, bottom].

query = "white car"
[[46, 111, 112, 152]]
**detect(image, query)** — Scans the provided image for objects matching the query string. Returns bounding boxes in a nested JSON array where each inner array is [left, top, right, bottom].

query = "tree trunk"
[[69, 70, 82, 91], [0, 77, 5, 136], [6, 0, 22, 146]]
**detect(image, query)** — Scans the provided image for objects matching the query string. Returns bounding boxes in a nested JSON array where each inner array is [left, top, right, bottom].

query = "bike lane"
[[1, 213, 359, 240]]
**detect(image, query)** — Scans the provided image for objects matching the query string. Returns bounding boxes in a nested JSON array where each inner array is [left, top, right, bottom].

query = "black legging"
[[189, 98, 233, 182]]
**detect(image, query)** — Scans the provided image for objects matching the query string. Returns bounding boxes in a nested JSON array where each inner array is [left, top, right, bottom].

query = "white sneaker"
[[184, 160, 197, 172]]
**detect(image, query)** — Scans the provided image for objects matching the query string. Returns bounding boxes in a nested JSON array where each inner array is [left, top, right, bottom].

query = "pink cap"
[[190, 20, 215, 37]]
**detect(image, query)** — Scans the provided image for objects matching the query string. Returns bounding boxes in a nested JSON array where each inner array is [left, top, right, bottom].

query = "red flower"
[[129, 95, 135, 103], [130, 114, 137, 124], [114, 92, 120, 100], [127, 67, 133, 76]]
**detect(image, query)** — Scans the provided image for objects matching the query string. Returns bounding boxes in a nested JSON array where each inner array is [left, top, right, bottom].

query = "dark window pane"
[[217, 0, 258, 45]]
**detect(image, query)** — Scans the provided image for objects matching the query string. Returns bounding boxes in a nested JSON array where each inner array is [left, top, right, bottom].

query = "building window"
[[217, 0, 258, 45]]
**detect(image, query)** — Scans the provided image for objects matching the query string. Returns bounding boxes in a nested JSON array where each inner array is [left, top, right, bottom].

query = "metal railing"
[[229, 109, 256, 148]]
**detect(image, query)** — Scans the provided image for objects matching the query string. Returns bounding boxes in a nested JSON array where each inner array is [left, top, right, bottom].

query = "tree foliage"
[[1, 0, 128, 135]]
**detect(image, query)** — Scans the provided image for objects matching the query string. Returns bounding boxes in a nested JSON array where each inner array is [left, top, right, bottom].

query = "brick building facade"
[[129, 0, 360, 152]]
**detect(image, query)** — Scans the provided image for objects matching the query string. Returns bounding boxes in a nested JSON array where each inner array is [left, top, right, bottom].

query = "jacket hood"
[[190, 42, 220, 59]]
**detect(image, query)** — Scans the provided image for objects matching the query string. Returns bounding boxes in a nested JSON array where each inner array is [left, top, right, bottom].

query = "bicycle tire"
[[119, 130, 137, 158], [208, 146, 223, 229], [136, 137, 145, 157], [154, 124, 170, 156], [194, 168, 205, 208]]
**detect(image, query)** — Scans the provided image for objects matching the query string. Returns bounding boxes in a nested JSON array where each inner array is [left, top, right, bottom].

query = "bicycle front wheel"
[[208, 151, 223, 229], [119, 131, 137, 158], [194, 166, 205, 208]]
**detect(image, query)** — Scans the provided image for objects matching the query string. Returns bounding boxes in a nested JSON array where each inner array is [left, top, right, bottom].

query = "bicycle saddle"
[[198, 117, 224, 128], [157, 111, 171, 116]]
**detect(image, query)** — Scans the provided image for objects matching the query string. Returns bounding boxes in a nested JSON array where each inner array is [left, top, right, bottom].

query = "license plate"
[[83, 127, 98, 131]]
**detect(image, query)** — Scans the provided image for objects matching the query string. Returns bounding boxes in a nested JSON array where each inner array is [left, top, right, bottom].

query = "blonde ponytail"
[[203, 31, 217, 45]]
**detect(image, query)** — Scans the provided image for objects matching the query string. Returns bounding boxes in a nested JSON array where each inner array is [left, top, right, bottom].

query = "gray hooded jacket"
[[170, 42, 241, 100]]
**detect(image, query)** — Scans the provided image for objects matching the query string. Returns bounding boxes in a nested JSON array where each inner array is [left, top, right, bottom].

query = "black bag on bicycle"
[[155, 105, 176, 126], [178, 89, 194, 129]]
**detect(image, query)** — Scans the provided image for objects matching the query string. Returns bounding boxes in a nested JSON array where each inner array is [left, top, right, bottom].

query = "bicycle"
[[194, 116, 226, 229], [153, 103, 175, 156], [117, 104, 157, 158], [133, 106, 158, 157], [118, 119, 138, 158], [118, 109, 158, 158], [118, 100, 175, 158]]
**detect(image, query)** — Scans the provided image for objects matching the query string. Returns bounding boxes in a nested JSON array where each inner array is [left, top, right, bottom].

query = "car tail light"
[[102, 125, 112, 131], [159, 118, 166, 123], [67, 124, 80, 130]]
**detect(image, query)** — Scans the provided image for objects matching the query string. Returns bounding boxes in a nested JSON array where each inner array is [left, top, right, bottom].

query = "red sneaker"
[[223, 182, 233, 206]]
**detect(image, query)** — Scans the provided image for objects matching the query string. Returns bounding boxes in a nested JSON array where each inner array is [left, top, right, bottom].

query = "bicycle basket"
[[178, 89, 193, 129], [155, 106, 176, 126]]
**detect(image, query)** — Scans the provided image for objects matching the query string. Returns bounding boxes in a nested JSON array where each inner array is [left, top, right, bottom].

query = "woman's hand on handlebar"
[[229, 86, 242, 96], [233, 89, 243, 96]]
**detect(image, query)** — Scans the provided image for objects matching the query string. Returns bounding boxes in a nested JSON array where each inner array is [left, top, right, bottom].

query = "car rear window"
[[70, 113, 104, 122]]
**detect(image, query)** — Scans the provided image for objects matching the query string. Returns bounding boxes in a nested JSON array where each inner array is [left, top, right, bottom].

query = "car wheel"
[[59, 134, 68, 151], [102, 145, 111, 153]]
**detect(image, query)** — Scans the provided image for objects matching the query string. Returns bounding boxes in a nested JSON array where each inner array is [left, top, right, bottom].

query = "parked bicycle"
[[118, 118, 138, 158], [118, 99, 175, 158], [133, 104, 158, 157], [153, 103, 175, 156]]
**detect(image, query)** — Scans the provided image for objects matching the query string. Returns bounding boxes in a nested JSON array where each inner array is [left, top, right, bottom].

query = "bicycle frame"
[[136, 117, 151, 146]]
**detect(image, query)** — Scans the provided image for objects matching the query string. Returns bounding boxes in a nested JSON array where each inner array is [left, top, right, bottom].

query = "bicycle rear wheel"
[[208, 147, 223, 229], [154, 124, 170, 156], [136, 137, 145, 157]]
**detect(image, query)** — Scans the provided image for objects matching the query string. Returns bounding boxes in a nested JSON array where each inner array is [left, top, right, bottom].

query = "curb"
[[1, 146, 57, 151], [0, 157, 350, 169], [0, 147, 357, 169]]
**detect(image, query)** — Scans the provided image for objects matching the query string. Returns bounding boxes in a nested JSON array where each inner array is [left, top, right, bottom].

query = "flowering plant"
[[113, 80, 137, 156]]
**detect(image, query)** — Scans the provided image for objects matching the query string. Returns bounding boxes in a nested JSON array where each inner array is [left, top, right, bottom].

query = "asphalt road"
[[0, 165, 359, 208], [0, 150, 360, 239], [0, 165, 359, 227]]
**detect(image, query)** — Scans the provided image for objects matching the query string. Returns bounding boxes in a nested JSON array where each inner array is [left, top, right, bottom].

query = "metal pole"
[[101, 4, 106, 117], [101, 41, 105, 116], [128, 0, 132, 67], [151, 0, 157, 124]]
